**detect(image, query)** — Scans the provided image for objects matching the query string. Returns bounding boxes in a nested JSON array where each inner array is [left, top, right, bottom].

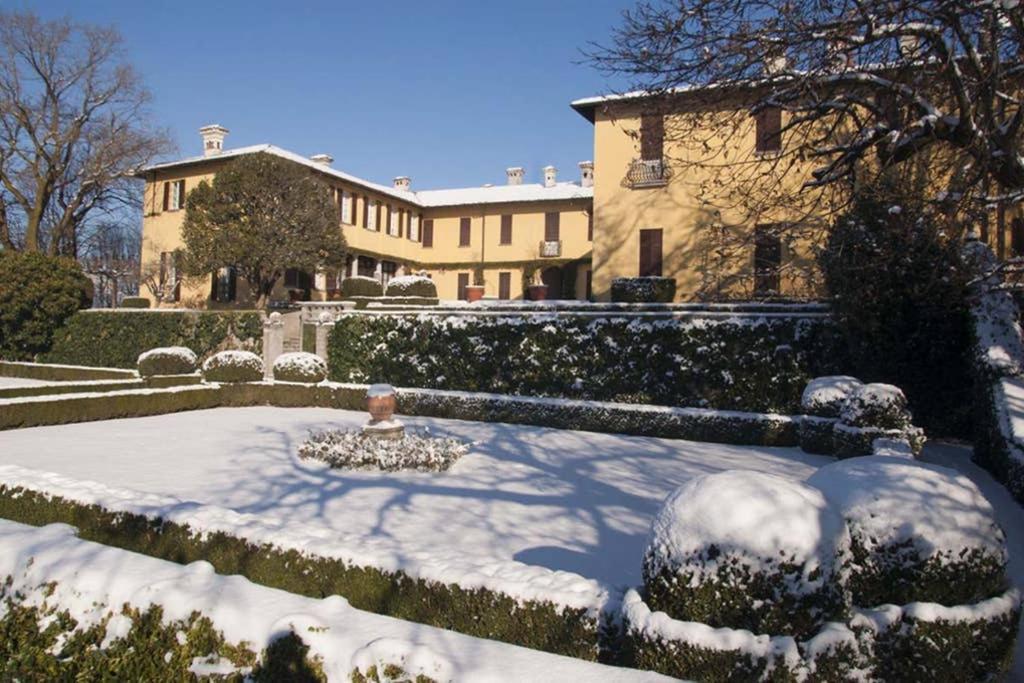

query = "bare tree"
[[140, 250, 182, 307], [0, 11, 174, 256], [80, 221, 139, 307], [586, 0, 1024, 222]]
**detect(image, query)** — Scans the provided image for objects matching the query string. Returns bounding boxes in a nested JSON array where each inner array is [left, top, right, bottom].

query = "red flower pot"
[[527, 284, 549, 301], [465, 285, 485, 302]]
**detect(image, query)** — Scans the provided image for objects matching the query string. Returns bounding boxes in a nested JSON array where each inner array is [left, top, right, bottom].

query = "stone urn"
[[364, 383, 404, 440], [527, 284, 549, 301], [465, 285, 485, 302]]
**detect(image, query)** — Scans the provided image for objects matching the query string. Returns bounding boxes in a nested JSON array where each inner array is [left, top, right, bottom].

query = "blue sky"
[[26, 0, 634, 190]]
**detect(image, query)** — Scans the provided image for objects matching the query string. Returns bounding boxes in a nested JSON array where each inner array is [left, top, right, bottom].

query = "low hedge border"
[[0, 375, 200, 401], [0, 360, 136, 381], [0, 485, 599, 662], [0, 381, 799, 446], [621, 587, 1020, 682]]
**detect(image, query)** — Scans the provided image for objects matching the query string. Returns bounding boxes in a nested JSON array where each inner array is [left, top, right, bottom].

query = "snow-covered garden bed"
[[298, 427, 470, 472]]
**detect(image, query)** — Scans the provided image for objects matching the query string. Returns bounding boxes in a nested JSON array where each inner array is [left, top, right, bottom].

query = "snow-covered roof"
[[136, 144, 592, 208]]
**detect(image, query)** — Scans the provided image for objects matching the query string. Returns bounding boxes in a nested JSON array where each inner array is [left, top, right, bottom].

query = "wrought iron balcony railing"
[[625, 158, 670, 188]]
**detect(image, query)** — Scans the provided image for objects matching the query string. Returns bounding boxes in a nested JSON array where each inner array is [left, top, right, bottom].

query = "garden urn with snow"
[[527, 284, 549, 301], [364, 383, 404, 439]]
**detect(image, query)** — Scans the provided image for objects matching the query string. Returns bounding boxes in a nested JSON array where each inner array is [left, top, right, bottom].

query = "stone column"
[[350, 257, 359, 278], [315, 311, 335, 362], [263, 311, 284, 378]]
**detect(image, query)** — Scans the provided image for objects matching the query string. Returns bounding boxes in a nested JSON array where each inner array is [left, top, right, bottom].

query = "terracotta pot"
[[527, 284, 549, 301], [367, 393, 396, 422], [465, 285, 485, 302]]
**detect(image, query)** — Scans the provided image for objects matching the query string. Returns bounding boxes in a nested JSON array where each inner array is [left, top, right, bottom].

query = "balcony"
[[624, 158, 670, 189], [539, 240, 562, 257]]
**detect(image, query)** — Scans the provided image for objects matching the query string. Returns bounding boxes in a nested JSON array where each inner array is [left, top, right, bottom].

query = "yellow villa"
[[147, 83, 1008, 306]]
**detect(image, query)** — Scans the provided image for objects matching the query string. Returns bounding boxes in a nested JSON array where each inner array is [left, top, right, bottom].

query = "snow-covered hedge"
[[809, 456, 1008, 607], [833, 383, 924, 458], [202, 351, 264, 383], [384, 275, 437, 298], [642, 471, 849, 640], [801, 375, 862, 417], [136, 346, 198, 377], [329, 311, 843, 414], [963, 237, 1024, 503], [610, 277, 676, 303], [298, 428, 469, 471], [271, 352, 326, 383], [341, 276, 384, 298]]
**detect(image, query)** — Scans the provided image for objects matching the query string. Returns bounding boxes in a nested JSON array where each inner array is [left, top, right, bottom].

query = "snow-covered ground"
[[0, 376, 58, 388], [0, 407, 827, 592], [0, 519, 671, 682]]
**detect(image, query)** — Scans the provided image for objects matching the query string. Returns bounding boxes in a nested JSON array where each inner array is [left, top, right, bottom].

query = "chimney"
[[578, 161, 594, 188], [393, 176, 411, 191], [199, 124, 229, 157], [543, 165, 557, 188], [310, 154, 334, 166], [506, 167, 524, 186]]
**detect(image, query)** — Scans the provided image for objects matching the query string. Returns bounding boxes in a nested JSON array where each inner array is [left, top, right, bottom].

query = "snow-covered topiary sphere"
[[801, 375, 863, 418], [202, 350, 264, 383], [643, 470, 850, 638], [808, 456, 1007, 607], [136, 346, 198, 377], [272, 352, 327, 383], [839, 383, 911, 429], [385, 275, 437, 298]]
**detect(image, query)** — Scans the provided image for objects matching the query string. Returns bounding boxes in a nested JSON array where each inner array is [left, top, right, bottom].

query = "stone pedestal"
[[314, 311, 335, 361], [262, 311, 284, 379], [362, 418, 405, 440]]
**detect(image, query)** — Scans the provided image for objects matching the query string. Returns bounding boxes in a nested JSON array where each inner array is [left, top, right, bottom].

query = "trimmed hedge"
[[202, 350, 264, 383], [328, 312, 844, 414], [0, 486, 599, 662], [0, 382, 799, 446], [385, 275, 438, 298], [610, 277, 676, 303], [0, 584, 325, 681], [341, 276, 384, 297], [0, 360, 135, 381], [0, 379, 146, 400], [119, 296, 150, 309], [136, 346, 198, 377], [43, 310, 263, 369]]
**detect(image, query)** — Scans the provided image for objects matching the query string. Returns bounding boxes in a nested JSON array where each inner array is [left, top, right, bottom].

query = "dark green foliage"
[[622, 628, 794, 683], [120, 296, 151, 309], [819, 182, 972, 437], [352, 664, 437, 683], [0, 487, 600, 661], [642, 554, 846, 641], [250, 632, 326, 682], [328, 313, 843, 413], [43, 310, 263, 368], [347, 296, 439, 309], [611, 277, 676, 303], [797, 416, 836, 455], [972, 378, 1024, 504], [341, 276, 384, 298], [0, 251, 91, 361], [845, 536, 1007, 608], [873, 602, 1020, 682], [137, 348, 197, 377], [0, 360, 135, 381]]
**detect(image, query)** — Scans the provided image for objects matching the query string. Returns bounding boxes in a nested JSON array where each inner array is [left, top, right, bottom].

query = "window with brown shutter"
[[375, 202, 382, 232], [544, 212, 560, 242], [423, 219, 434, 247], [362, 196, 369, 227], [640, 113, 664, 161], [587, 210, 594, 241], [500, 214, 513, 245], [755, 107, 782, 152], [585, 270, 593, 300], [639, 228, 663, 277], [457, 273, 470, 300], [459, 217, 471, 247], [498, 272, 511, 299], [754, 224, 783, 295], [162, 183, 169, 212]]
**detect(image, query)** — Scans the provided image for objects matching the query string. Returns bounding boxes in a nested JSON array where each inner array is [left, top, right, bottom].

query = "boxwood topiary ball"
[[385, 275, 438, 298], [341, 276, 384, 298], [137, 346, 198, 377], [642, 470, 850, 639], [808, 455, 1008, 607], [202, 350, 264, 383], [839, 383, 912, 430], [272, 352, 327, 383], [801, 376, 863, 418]]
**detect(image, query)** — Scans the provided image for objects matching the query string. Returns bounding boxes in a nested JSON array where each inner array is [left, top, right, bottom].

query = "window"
[[457, 273, 470, 300], [754, 225, 783, 296], [159, 251, 181, 301], [1013, 218, 1024, 257], [162, 180, 186, 211], [500, 215, 513, 245], [639, 228, 663, 277], [640, 113, 664, 161], [357, 256, 377, 278], [373, 201, 381, 231], [422, 219, 434, 247], [284, 268, 312, 290], [212, 266, 236, 303], [498, 272, 511, 300], [409, 214, 420, 242], [352, 194, 361, 227], [755, 107, 782, 153], [340, 190, 352, 224], [381, 260, 397, 285], [545, 212, 560, 242], [459, 217, 471, 247], [388, 205, 399, 236]]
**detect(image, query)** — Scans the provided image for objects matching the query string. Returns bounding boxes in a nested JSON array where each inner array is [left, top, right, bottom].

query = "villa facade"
[[142, 88, 956, 305]]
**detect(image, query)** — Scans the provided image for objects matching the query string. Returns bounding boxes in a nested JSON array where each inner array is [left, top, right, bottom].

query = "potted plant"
[[525, 269, 548, 301], [466, 266, 486, 302]]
